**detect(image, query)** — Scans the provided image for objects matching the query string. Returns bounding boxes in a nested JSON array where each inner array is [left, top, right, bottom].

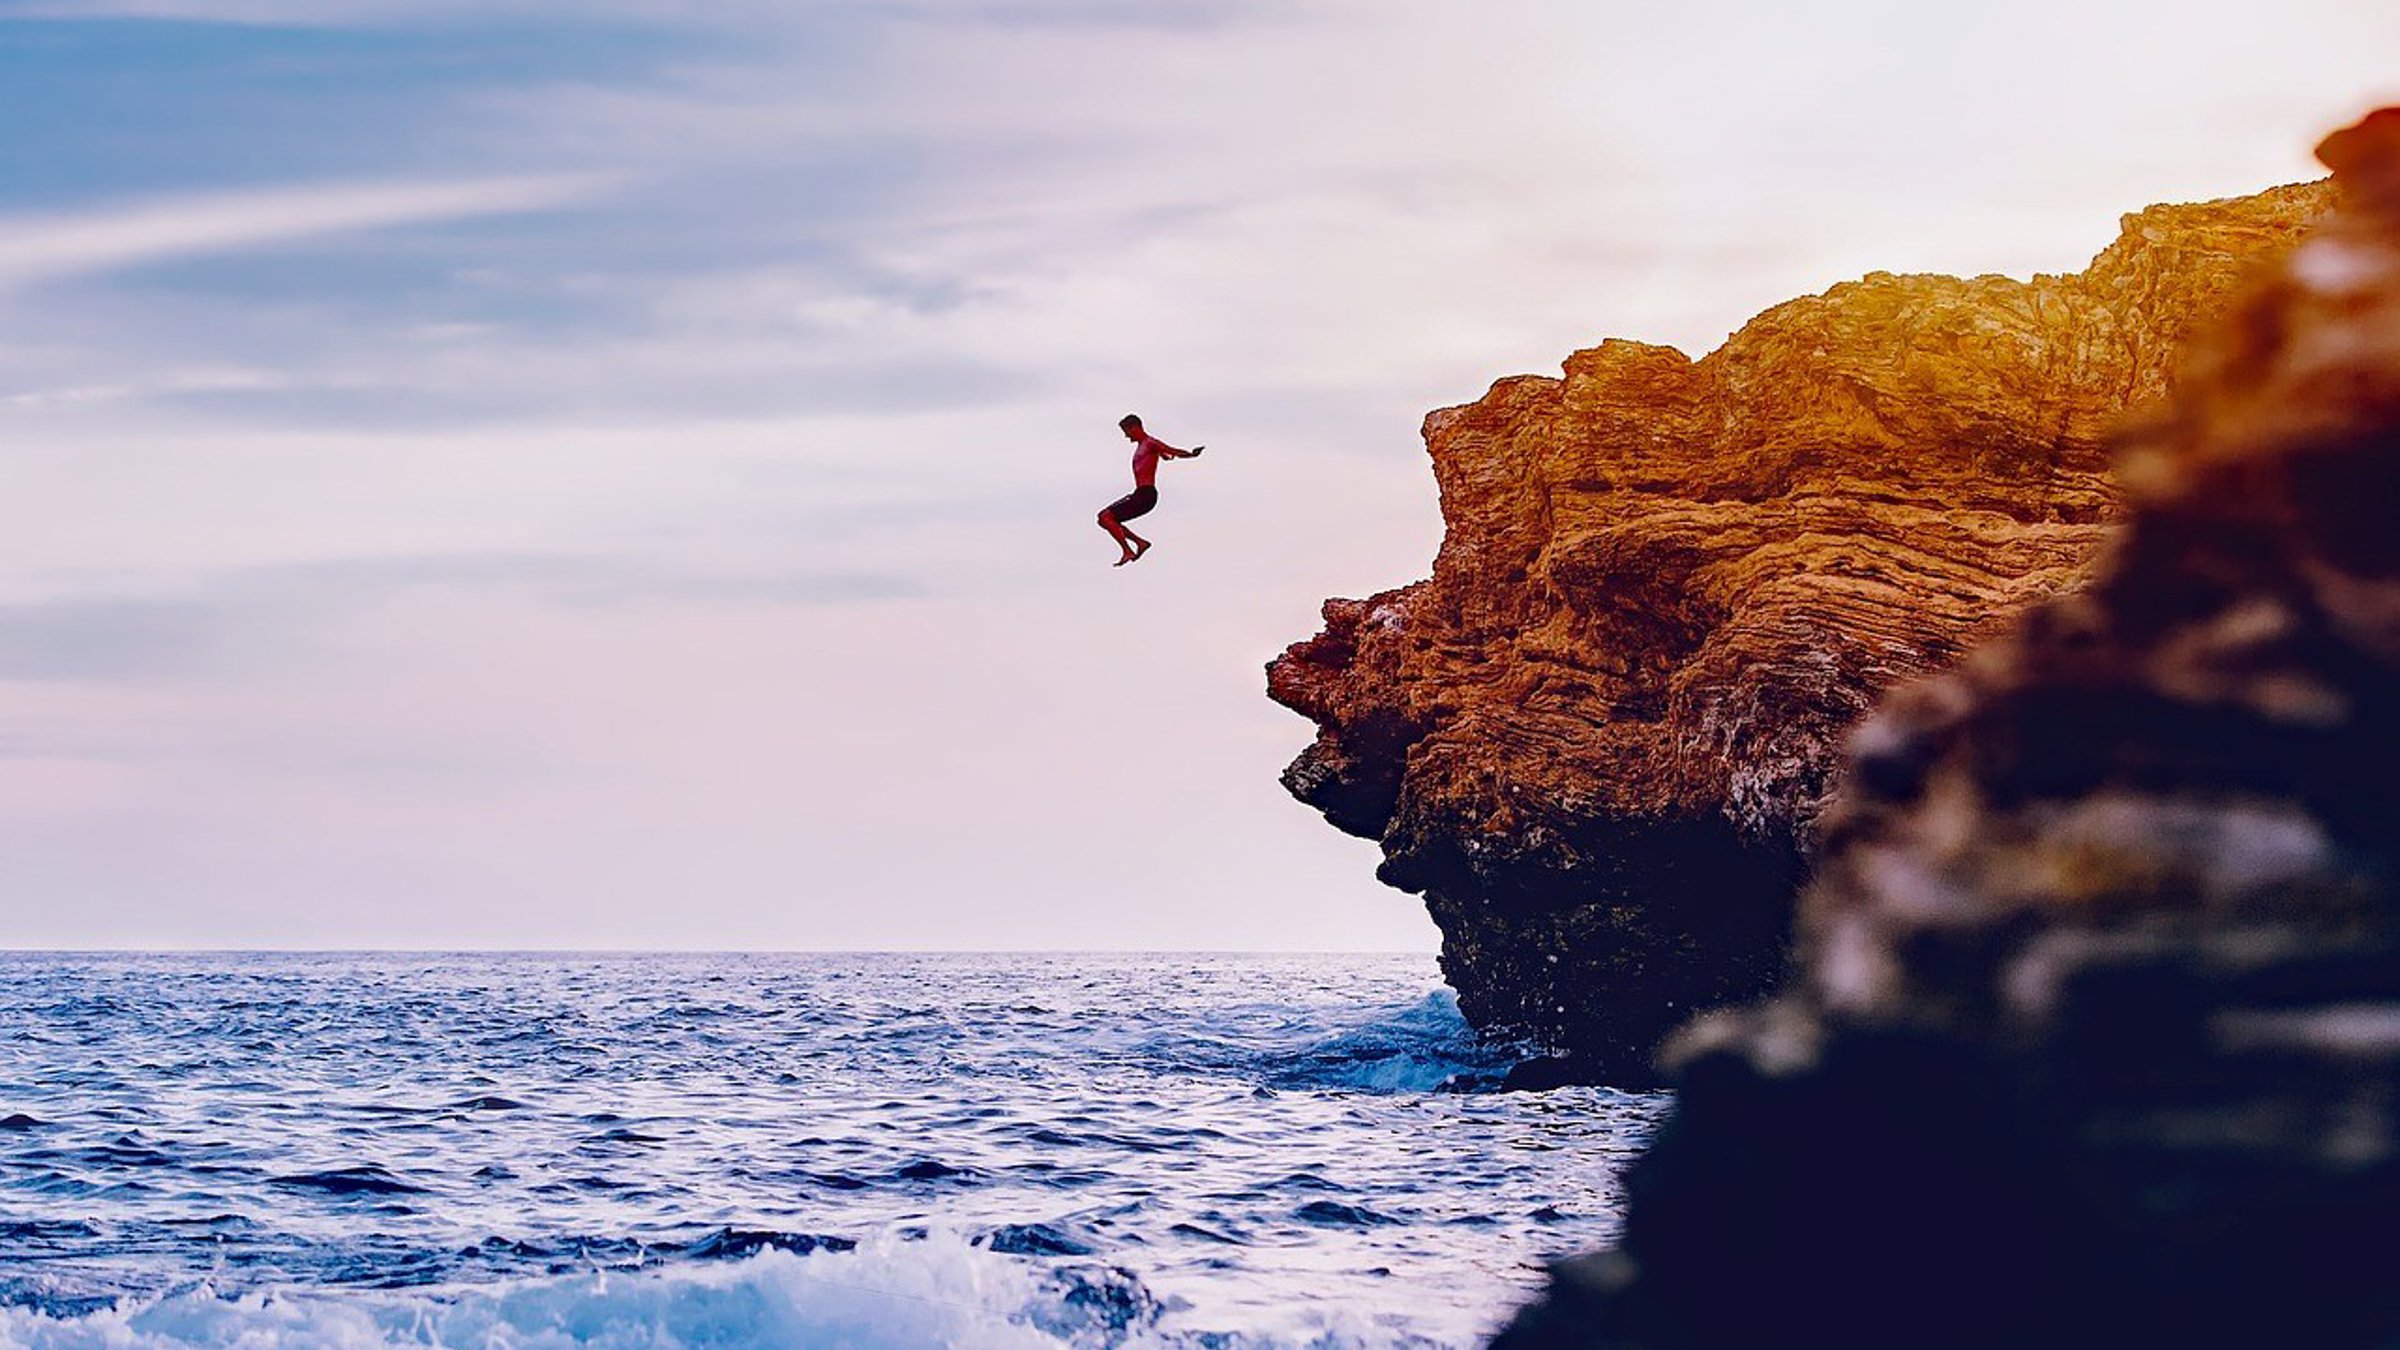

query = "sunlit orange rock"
[[1269, 178, 2333, 1081]]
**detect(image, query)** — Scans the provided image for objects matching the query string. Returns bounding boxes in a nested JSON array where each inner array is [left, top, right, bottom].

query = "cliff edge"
[[1269, 178, 2334, 1080]]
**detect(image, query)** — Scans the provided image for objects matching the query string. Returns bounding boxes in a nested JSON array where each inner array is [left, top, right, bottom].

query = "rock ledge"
[[1270, 178, 2335, 1080]]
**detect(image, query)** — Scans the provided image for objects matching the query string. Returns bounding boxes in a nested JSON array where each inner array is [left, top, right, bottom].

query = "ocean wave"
[[1259, 991, 1530, 1094], [0, 1237, 1450, 1350]]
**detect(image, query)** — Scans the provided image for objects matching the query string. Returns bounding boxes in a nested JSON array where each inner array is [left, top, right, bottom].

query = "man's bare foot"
[[1129, 539, 1151, 561], [1114, 552, 1136, 567]]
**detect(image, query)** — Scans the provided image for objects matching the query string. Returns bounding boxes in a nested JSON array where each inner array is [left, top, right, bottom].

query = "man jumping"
[[1097, 413, 1203, 566]]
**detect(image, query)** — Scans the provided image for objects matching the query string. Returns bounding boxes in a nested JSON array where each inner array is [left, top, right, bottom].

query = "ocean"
[[0, 953, 1665, 1348]]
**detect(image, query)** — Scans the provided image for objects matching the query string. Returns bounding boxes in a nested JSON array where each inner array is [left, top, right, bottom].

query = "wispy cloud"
[[224, 552, 926, 610], [0, 551, 923, 682], [0, 597, 217, 680], [0, 0, 678, 25], [0, 173, 613, 293]]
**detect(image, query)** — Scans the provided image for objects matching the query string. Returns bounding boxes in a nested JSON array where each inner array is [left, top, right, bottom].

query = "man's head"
[[1119, 413, 1143, 440]]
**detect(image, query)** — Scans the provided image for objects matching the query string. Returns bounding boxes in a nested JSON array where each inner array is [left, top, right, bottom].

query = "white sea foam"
[[6, 1239, 1081, 1350], [0, 1237, 1450, 1350]]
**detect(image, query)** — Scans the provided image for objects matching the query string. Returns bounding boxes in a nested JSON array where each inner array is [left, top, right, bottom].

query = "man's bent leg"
[[1099, 509, 1138, 562]]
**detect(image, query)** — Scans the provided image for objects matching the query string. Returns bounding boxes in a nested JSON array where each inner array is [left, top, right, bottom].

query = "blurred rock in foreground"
[[1493, 106, 2400, 1350]]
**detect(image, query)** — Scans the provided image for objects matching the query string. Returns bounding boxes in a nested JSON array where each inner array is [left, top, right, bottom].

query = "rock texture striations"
[[1270, 178, 2334, 1081], [1492, 107, 2400, 1349]]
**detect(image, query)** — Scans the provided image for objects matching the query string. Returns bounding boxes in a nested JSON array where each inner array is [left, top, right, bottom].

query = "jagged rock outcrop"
[[1491, 108, 2400, 1349], [1270, 176, 2335, 1081]]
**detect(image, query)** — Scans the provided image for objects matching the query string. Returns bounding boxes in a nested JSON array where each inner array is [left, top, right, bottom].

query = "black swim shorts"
[[1103, 484, 1158, 521]]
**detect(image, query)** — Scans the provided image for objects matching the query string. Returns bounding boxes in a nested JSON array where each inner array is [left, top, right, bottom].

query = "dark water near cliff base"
[[0, 953, 1666, 1347]]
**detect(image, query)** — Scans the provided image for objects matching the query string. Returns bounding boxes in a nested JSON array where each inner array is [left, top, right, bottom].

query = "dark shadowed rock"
[[1269, 176, 2333, 1082], [1491, 106, 2400, 1350]]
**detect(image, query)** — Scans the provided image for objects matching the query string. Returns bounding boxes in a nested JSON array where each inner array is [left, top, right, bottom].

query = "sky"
[[1, 1, 2395, 950]]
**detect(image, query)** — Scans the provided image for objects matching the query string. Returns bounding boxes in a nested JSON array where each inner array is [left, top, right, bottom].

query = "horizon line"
[[0, 946, 1438, 957]]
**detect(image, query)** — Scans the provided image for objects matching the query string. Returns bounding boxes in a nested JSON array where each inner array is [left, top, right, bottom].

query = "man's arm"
[[1155, 439, 1205, 460]]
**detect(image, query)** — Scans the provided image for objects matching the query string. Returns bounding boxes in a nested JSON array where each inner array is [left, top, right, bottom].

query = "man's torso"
[[1130, 434, 1166, 487]]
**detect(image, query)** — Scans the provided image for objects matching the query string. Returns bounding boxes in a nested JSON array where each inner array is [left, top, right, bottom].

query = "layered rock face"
[[1493, 109, 2400, 1349], [1270, 178, 2333, 1080]]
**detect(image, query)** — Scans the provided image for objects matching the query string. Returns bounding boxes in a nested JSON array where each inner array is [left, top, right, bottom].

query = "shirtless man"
[[1097, 414, 1203, 566]]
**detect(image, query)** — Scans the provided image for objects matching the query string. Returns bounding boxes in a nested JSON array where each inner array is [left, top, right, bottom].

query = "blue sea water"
[[0, 953, 1666, 1349]]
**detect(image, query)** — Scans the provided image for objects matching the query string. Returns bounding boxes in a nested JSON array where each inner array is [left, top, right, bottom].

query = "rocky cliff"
[[1491, 106, 2400, 1350], [1269, 177, 2335, 1081]]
